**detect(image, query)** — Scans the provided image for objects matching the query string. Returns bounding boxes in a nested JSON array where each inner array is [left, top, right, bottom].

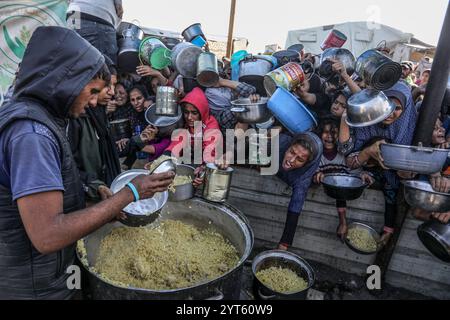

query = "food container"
[[155, 86, 178, 116], [345, 89, 395, 127], [320, 29, 347, 51], [263, 62, 305, 96], [169, 165, 195, 202], [139, 37, 166, 65], [145, 104, 183, 137], [110, 169, 169, 227], [110, 118, 132, 140], [319, 48, 355, 80], [252, 250, 315, 300], [417, 219, 450, 263], [202, 163, 234, 203], [181, 23, 205, 42], [171, 42, 203, 78], [196, 52, 219, 87], [381, 144, 450, 175], [238, 55, 274, 78], [403, 180, 450, 213], [344, 222, 381, 255], [272, 49, 300, 66], [322, 174, 368, 201], [230, 97, 272, 124]]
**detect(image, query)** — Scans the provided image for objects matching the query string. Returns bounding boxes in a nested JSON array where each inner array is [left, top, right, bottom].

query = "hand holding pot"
[[431, 211, 450, 224], [106, 100, 118, 115], [330, 58, 349, 79], [364, 140, 387, 169], [430, 175, 450, 193], [130, 172, 175, 200], [136, 65, 161, 78], [193, 166, 206, 187], [360, 172, 375, 186], [314, 172, 325, 184], [140, 125, 158, 142]]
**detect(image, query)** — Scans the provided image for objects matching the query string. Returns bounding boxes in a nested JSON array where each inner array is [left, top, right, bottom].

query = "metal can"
[[202, 163, 234, 203], [320, 29, 347, 51], [263, 62, 305, 96]]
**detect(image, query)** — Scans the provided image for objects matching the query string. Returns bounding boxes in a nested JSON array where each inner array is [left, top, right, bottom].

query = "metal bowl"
[[403, 180, 450, 213], [344, 222, 381, 255], [230, 97, 272, 124], [319, 48, 355, 79], [110, 169, 169, 227], [145, 104, 183, 137], [251, 250, 315, 300], [381, 143, 449, 174], [149, 158, 177, 175], [169, 164, 195, 202], [417, 219, 450, 262], [322, 174, 367, 201], [345, 89, 396, 127]]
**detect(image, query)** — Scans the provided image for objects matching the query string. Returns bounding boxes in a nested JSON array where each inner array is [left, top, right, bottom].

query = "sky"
[[123, 0, 448, 53]]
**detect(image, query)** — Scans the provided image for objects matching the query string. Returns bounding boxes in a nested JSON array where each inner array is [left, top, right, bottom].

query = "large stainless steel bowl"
[[381, 143, 449, 174], [230, 97, 272, 124], [322, 174, 368, 201], [403, 180, 450, 213], [76, 198, 254, 299], [145, 104, 183, 137], [344, 222, 381, 255], [345, 89, 396, 127], [417, 219, 450, 262], [110, 169, 169, 227]]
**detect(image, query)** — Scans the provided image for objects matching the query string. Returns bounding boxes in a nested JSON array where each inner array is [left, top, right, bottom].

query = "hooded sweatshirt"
[[166, 87, 221, 164], [0, 26, 105, 299]]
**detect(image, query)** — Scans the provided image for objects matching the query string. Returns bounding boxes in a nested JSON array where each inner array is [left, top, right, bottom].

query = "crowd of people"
[[0, 0, 449, 299]]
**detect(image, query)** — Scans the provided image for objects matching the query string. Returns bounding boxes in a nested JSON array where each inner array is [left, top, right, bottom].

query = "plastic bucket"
[[267, 86, 317, 134], [231, 50, 248, 81], [191, 35, 207, 48], [320, 29, 347, 51], [150, 47, 172, 70], [263, 62, 305, 96], [139, 37, 166, 65]]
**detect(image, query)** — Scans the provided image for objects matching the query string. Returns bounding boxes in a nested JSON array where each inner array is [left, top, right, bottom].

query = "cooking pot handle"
[[230, 107, 248, 113], [205, 289, 224, 300], [257, 288, 276, 300]]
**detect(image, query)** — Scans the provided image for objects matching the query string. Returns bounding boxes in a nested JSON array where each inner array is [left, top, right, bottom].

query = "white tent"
[[285, 21, 433, 60]]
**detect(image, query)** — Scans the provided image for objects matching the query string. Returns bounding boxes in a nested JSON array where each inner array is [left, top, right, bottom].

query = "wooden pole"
[[226, 0, 237, 58]]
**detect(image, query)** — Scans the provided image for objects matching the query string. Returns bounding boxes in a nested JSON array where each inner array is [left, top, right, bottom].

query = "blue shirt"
[[277, 134, 321, 214], [0, 120, 64, 201]]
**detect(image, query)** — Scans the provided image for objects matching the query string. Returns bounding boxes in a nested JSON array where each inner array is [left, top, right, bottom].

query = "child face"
[[432, 118, 446, 145], [321, 124, 338, 150], [330, 94, 347, 118]]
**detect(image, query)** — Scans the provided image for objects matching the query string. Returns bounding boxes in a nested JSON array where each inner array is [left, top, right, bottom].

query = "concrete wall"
[[228, 168, 450, 299]]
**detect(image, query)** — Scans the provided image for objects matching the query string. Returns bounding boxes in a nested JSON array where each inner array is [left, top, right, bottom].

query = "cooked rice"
[[256, 266, 308, 293], [347, 227, 378, 252]]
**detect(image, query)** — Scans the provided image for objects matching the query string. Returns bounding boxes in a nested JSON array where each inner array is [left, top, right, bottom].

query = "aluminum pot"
[[169, 164, 195, 202], [230, 97, 272, 124], [182, 23, 205, 42], [76, 198, 254, 299], [403, 180, 450, 213], [322, 174, 368, 201], [145, 104, 183, 137], [202, 163, 233, 203], [110, 169, 169, 227], [355, 49, 402, 91], [417, 219, 450, 263], [117, 21, 144, 40], [381, 143, 450, 175], [272, 50, 300, 67], [155, 86, 178, 116], [238, 55, 274, 78], [110, 118, 132, 140], [171, 42, 203, 78], [117, 37, 141, 73], [319, 48, 355, 80], [238, 75, 267, 97], [252, 250, 315, 300], [197, 52, 219, 87], [345, 89, 396, 127], [264, 62, 305, 96]]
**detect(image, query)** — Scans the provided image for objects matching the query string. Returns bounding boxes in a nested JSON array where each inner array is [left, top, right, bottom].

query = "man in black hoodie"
[[0, 26, 174, 299]]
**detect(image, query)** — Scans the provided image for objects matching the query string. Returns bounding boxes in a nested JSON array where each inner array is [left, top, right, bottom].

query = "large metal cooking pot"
[[417, 219, 450, 263], [145, 104, 183, 137], [155, 86, 178, 116], [197, 52, 219, 87], [403, 180, 450, 213], [117, 23, 144, 73], [171, 42, 203, 78], [381, 143, 450, 175], [110, 118, 132, 141], [319, 48, 355, 80], [110, 169, 169, 227], [181, 23, 205, 42], [355, 49, 402, 91], [76, 198, 254, 299], [252, 250, 315, 300], [202, 163, 234, 203], [238, 55, 274, 78], [230, 97, 272, 124], [322, 174, 368, 201], [345, 89, 396, 127]]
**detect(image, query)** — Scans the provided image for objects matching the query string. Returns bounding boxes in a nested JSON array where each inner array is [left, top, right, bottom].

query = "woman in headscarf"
[[346, 81, 418, 245]]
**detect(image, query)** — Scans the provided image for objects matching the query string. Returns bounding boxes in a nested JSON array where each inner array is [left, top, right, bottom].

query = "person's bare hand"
[[249, 94, 260, 103], [314, 172, 325, 184], [136, 65, 161, 78], [430, 175, 450, 193], [296, 78, 310, 97], [116, 138, 129, 152], [98, 185, 113, 201], [193, 166, 206, 188], [397, 171, 417, 180], [431, 211, 450, 224], [360, 172, 375, 185], [140, 125, 158, 142], [131, 172, 175, 200], [365, 140, 387, 169], [106, 100, 118, 114], [330, 58, 349, 78], [437, 141, 450, 149]]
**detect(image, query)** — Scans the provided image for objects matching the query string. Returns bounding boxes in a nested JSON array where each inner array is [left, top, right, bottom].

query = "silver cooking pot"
[[319, 48, 355, 80], [197, 52, 219, 87], [417, 219, 450, 263], [238, 55, 274, 78], [117, 21, 144, 40], [230, 97, 272, 124], [181, 23, 205, 42], [403, 180, 450, 213], [169, 164, 195, 202], [155, 86, 178, 116], [76, 198, 254, 299], [171, 42, 203, 78]]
